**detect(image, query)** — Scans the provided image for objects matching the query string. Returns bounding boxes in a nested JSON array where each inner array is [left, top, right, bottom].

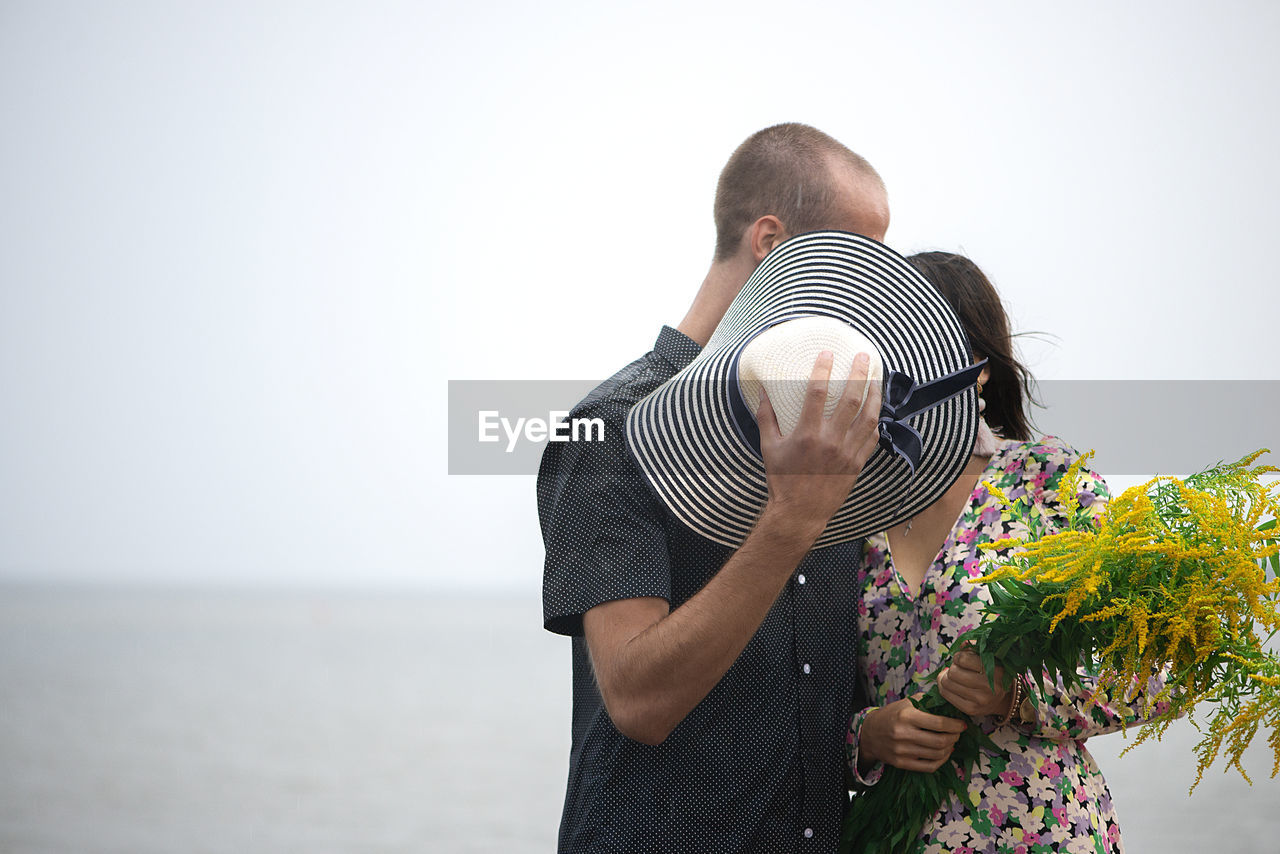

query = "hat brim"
[[626, 231, 979, 548]]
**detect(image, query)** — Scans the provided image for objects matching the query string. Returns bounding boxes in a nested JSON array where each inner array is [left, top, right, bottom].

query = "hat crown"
[[736, 316, 884, 437]]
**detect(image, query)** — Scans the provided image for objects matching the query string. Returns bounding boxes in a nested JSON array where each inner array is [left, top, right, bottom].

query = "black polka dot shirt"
[[539, 326, 866, 854]]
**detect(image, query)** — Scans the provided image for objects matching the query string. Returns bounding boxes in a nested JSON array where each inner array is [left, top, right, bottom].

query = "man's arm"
[[585, 351, 882, 745]]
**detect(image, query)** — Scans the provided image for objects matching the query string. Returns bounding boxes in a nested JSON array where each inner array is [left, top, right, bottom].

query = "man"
[[539, 123, 896, 852]]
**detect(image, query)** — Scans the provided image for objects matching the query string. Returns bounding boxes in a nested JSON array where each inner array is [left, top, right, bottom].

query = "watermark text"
[[477, 410, 606, 453]]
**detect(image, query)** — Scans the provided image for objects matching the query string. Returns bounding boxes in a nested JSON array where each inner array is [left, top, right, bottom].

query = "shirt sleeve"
[[539, 401, 673, 637], [1013, 669, 1174, 742], [846, 706, 886, 787]]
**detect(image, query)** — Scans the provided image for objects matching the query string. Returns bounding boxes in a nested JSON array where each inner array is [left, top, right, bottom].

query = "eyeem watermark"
[[449, 379, 1280, 475], [478, 410, 605, 453], [449, 379, 609, 474]]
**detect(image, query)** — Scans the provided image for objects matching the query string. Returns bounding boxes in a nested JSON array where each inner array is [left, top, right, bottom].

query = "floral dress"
[[846, 437, 1166, 854]]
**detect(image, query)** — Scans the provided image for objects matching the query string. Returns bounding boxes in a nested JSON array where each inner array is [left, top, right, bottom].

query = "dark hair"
[[712, 123, 883, 261], [906, 251, 1037, 441]]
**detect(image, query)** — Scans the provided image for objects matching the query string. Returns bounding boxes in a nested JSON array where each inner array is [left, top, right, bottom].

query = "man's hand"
[[938, 646, 1012, 718], [756, 350, 882, 542], [858, 698, 968, 774]]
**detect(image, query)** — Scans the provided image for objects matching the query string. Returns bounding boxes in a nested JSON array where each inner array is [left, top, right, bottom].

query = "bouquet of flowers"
[[840, 450, 1280, 854]]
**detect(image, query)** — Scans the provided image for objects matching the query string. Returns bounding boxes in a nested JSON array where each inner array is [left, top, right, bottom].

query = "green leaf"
[[981, 648, 998, 689]]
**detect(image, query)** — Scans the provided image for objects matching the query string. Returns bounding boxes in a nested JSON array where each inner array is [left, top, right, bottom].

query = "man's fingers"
[[849, 362, 883, 458], [756, 388, 782, 442], [798, 350, 835, 422], [859, 365, 882, 424], [833, 351, 872, 425]]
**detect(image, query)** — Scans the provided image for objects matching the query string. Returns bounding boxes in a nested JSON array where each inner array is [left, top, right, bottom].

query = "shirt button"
[[797, 573, 806, 585], [802, 663, 811, 674], [804, 828, 814, 838]]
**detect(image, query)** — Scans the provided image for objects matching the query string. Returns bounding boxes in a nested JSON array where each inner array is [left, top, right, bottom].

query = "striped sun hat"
[[625, 230, 984, 548]]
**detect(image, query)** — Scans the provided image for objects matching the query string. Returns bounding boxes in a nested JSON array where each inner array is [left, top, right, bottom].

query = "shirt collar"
[[653, 325, 700, 373]]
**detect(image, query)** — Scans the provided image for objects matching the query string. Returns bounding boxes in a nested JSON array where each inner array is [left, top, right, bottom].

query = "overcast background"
[[2, 1, 1277, 590], [3, 4, 1280, 852]]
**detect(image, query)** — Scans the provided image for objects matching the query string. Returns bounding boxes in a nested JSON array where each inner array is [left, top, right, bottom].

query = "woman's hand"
[[938, 646, 1013, 718], [858, 698, 968, 774]]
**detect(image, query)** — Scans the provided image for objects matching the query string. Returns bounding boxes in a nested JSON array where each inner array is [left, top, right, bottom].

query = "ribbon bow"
[[877, 360, 987, 474]]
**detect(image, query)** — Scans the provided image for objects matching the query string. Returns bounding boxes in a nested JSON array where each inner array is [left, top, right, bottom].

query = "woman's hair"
[[906, 251, 1036, 441]]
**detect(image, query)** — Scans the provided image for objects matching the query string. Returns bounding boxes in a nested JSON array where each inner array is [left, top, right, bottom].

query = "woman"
[[846, 252, 1166, 854]]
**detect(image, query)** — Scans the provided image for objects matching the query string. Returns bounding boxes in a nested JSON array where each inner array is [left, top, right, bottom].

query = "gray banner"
[[447, 380, 1280, 476]]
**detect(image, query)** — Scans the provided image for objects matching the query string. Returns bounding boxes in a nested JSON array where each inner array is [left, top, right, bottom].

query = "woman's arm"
[[1015, 667, 1173, 741]]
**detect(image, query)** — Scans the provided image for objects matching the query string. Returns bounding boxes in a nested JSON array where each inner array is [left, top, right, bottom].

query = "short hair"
[[906, 251, 1037, 442], [713, 123, 882, 261]]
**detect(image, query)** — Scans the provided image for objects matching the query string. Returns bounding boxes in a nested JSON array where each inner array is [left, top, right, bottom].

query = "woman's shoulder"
[[988, 435, 1109, 506], [992, 435, 1088, 469]]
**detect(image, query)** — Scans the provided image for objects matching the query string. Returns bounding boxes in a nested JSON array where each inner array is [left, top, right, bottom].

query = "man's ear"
[[747, 215, 788, 262]]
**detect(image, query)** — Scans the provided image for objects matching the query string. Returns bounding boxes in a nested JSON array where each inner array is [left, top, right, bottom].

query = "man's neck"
[[675, 255, 756, 347]]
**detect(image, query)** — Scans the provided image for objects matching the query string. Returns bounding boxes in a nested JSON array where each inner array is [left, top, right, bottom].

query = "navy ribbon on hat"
[[877, 360, 987, 474]]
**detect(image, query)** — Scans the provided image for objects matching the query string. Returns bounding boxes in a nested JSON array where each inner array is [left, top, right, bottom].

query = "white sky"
[[1, 1, 1277, 592]]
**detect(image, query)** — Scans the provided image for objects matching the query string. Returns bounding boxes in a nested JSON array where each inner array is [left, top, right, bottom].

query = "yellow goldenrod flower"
[[965, 449, 1280, 794], [983, 479, 1013, 509]]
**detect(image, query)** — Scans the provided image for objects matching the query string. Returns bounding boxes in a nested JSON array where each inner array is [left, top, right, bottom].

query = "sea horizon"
[[1, 581, 1277, 853]]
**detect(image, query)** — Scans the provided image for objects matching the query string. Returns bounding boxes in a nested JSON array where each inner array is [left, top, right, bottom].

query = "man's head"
[[712, 123, 889, 262]]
